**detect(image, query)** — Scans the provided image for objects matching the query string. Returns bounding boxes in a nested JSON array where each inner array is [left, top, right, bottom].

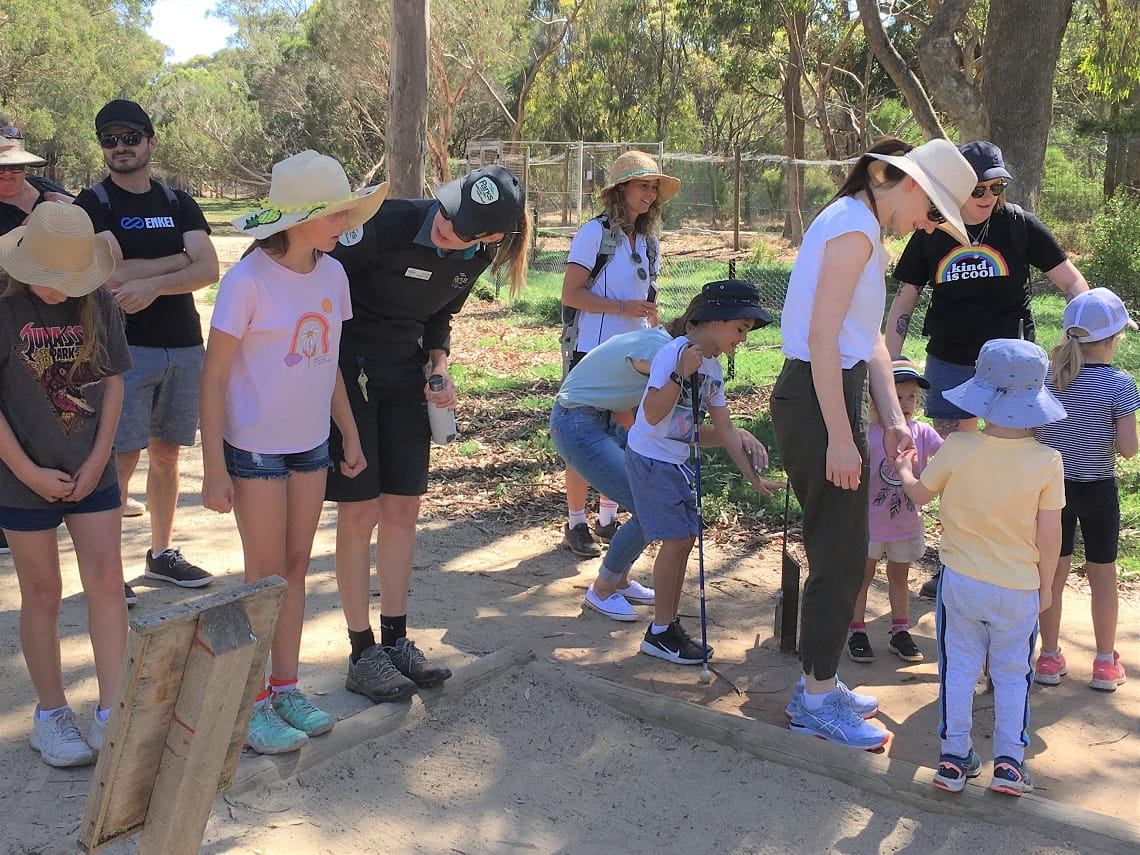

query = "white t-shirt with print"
[[566, 217, 656, 353], [627, 335, 726, 465], [211, 248, 352, 454]]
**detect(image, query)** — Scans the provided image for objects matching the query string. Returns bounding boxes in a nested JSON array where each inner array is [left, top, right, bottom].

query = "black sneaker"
[[346, 644, 416, 703], [639, 622, 704, 665], [145, 548, 213, 588], [847, 631, 874, 663], [919, 571, 940, 601], [123, 583, 138, 607], [672, 618, 714, 657], [0, 530, 9, 555], [385, 637, 452, 687], [889, 630, 924, 663], [562, 523, 601, 557], [593, 519, 621, 543]]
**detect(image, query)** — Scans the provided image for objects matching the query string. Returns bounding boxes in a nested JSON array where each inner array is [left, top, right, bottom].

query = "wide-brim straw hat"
[[867, 138, 976, 245], [0, 129, 47, 167], [0, 201, 114, 297], [600, 150, 680, 203], [234, 150, 388, 240]]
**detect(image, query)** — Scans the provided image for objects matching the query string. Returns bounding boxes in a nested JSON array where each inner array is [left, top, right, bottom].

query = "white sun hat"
[[867, 138, 976, 246]]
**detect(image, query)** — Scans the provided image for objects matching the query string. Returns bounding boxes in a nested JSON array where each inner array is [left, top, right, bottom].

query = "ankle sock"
[[268, 676, 298, 698], [380, 614, 407, 648], [95, 706, 111, 723], [568, 508, 588, 528], [36, 704, 68, 721], [1040, 649, 1062, 659], [890, 620, 909, 635], [349, 627, 376, 663], [801, 688, 829, 711], [254, 689, 270, 707], [849, 622, 866, 636], [650, 623, 671, 635], [598, 498, 618, 526], [1095, 651, 1116, 664]]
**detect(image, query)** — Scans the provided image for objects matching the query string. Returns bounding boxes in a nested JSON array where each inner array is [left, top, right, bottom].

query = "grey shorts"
[[114, 344, 204, 452], [625, 447, 699, 542]]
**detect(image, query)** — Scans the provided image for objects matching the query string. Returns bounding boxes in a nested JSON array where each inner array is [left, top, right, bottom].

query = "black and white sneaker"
[[145, 548, 213, 588], [672, 618, 714, 658], [639, 622, 704, 665], [919, 571, 940, 601], [0, 530, 9, 555]]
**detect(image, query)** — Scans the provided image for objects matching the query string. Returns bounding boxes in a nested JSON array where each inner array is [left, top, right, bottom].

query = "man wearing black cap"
[[75, 99, 219, 600]]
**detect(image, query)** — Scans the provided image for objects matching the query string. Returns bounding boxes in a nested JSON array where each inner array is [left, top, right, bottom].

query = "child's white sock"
[[36, 704, 69, 721], [650, 623, 671, 635], [568, 509, 588, 528], [1094, 652, 1116, 664], [95, 706, 111, 723], [598, 498, 618, 526]]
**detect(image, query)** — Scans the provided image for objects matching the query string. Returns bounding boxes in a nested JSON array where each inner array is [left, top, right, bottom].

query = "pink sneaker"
[[1090, 651, 1126, 691], [1033, 651, 1067, 685]]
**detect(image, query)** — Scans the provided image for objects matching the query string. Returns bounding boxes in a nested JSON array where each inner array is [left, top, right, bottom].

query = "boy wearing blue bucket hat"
[[893, 338, 1066, 797]]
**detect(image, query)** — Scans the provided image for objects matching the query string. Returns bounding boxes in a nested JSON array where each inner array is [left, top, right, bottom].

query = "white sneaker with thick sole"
[[87, 711, 107, 753], [584, 584, 639, 621], [30, 707, 95, 767], [615, 579, 655, 605]]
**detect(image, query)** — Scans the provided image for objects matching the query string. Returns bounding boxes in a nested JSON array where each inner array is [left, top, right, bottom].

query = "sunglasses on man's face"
[[98, 131, 145, 149], [0, 164, 27, 174], [971, 181, 1007, 198]]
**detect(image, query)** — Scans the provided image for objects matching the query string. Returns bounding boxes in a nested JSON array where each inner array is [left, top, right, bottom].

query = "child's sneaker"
[[593, 519, 621, 543], [145, 548, 213, 588], [784, 679, 879, 720], [788, 691, 889, 750], [562, 523, 601, 557], [30, 707, 96, 767], [990, 755, 1033, 795], [919, 571, 940, 601], [271, 689, 334, 736], [245, 703, 308, 754], [888, 630, 924, 663], [932, 750, 981, 792], [672, 618, 713, 657], [1034, 650, 1067, 685], [639, 622, 704, 665], [584, 584, 639, 621], [615, 579, 655, 605], [87, 711, 107, 753], [386, 637, 453, 688], [847, 631, 873, 663], [1089, 651, 1126, 691]]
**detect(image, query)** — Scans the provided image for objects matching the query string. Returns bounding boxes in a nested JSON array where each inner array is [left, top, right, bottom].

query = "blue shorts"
[[223, 440, 331, 480], [115, 344, 204, 451], [0, 483, 121, 532], [922, 354, 977, 422], [625, 447, 699, 542]]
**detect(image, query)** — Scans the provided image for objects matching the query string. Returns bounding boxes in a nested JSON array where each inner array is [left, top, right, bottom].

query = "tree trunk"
[[916, 0, 988, 142], [783, 9, 807, 244], [982, 0, 1073, 209], [388, 0, 429, 197], [1104, 92, 1140, 198]]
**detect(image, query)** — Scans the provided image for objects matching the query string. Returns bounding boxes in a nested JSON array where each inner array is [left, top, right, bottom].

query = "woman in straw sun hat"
[[0, 121, 75, 236], [771, 137, 976, 751], [558, 149, 680, 570], [200, 150, 383, 755], [0, 202, 131, 767]]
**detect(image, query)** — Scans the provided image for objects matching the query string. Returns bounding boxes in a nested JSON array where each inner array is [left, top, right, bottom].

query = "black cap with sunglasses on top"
[[94, 99, 155, 137], [689, 279, 774, 326], [959, 141, 1013, 182], [434, 165, 525, 241]]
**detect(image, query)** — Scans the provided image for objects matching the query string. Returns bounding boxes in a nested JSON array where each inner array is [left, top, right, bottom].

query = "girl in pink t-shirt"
[[200, 151, 384, 755], [849, 358, 942, 665]]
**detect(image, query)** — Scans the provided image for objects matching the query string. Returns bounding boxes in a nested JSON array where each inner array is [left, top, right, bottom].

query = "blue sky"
[[148, 0, 235, 64]]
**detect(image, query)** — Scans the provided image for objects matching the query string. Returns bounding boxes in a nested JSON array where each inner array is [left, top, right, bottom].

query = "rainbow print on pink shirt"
[[284, 307, 332, 367]]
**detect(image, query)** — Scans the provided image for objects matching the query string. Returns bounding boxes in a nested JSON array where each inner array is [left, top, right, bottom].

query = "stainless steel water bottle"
[[427, 374, 457, 445]]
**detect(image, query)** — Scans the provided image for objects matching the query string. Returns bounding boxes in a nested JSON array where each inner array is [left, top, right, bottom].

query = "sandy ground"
[[0, 238, 1136, 853]]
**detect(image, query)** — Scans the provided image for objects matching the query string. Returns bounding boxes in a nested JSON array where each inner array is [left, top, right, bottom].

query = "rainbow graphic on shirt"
[[284, 311, 332, 367], [934, 244, 1009, 283]]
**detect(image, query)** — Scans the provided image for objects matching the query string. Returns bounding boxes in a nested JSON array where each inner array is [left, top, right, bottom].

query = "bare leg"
[[375, 493, 422, 617], [852, 558, 877, 625], [145, 437, 182, 554], [651, 537, 694, 627], [116, 448, 141, 511], [885, 560, 912, 625], [9, 530, 67, 709], [1038, 555, 1071, 652], [565, 466, 589, 517], [334, 498, 382, 632], [1085, 561, 1119, 656]]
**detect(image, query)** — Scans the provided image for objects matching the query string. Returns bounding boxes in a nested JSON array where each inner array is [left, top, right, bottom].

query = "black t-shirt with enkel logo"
[[892, 206, 1066, 366], [74, 177, 210, 348]]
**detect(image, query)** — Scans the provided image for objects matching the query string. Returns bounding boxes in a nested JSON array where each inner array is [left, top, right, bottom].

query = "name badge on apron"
[[405, 267, 432, 280]]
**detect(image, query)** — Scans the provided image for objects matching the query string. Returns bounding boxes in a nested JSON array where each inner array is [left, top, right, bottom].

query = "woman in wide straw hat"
[[200, 150, 384, 755], [771, 137, 976, 751], [0, 122, 75, 236], [0, 202, 132, 767], [558, 149, 680, 575]]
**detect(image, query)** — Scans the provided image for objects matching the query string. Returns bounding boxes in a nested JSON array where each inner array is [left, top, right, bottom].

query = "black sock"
[[379, 614, 407, 648], [348, 627, 376, 663]]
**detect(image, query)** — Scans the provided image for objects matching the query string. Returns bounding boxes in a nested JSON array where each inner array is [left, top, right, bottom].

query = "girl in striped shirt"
[[1034, 288, 1139, 692]]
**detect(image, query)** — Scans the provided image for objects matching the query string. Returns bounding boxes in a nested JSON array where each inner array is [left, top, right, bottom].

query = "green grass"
[[196, 198, 249, 237]]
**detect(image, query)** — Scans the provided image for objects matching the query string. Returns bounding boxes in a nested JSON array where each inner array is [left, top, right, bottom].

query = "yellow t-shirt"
[[920, 431, 1065, 590]]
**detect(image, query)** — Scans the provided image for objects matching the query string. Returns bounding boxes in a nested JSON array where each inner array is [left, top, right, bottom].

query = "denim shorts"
[[223, 440, 331, 480], [0, 483, 121, 532], [625, 447, 698, 541], [922, 354, 977, 422], [115, 344, 204, 451]]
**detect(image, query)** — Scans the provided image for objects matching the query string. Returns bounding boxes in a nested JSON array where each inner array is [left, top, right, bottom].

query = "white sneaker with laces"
[[30, 706, 95, 767], [615, 579, 655, 605], [87, 710, 107, 752], [584, 584, 639, 621]]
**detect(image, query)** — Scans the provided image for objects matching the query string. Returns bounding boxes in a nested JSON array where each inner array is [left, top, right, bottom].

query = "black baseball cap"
[[958, 141, 1012, 182], [689, 279, 773, 326], [434, 165, 525, 238], [95, 100, 154, 136]]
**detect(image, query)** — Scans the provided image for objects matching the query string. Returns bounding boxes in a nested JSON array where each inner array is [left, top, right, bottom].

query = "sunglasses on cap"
[[0, 164, 27, 174], [98, 131, 145, 149], [971, 181, 1007, 198]]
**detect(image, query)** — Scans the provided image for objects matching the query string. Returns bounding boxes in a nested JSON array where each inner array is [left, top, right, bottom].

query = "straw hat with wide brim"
[[234, 150, 388, 240], [867, 138, 976, 246], [0, 201, 114, 297], [599, 150, 681, 203], [0, 129, 47, 167]]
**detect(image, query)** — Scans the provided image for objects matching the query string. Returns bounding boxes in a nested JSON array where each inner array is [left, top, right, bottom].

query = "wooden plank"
[[140, 601, 258, 855], [529, 660, 1140, 855], [79, 577, 286, 852]]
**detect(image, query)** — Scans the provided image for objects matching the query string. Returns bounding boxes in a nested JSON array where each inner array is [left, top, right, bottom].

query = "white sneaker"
[[615, 579, 655, 605], [121, 497, 146, 517], [30, 707, 95, 767], [87, 711, 107, 753], [584, 584, 639, 621]]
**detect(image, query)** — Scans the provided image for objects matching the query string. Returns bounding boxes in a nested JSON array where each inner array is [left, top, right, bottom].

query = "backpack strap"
[[560, 213, 625, 376], [91, 179, 182, 220], [1004, 203, 1029, 260]]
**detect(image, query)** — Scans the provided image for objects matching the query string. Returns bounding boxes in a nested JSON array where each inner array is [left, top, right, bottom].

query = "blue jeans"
[[922, 354, 977, 422], [549, 402, 647, 584]]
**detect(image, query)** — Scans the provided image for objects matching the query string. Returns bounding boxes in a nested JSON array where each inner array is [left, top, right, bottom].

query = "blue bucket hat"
[[943, 339, 1066, 428]]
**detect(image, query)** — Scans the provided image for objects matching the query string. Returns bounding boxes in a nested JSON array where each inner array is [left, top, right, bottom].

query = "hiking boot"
[[593, 519, 621, 543], [30, 707, 95, 767], [673, 618, 713, 657], [346, 644, 417, 702], [990, 756, 1033, 796], [562, 523, 601, 557], [123, 582, 138, 607], [245, 703, 308, 755], [1090, 651, 1126, 691], [889, 630, 924, 663], [271, 689, 334, 736], [847, 631, 873, 663], [933, 750, 981, 793], [87, 711, 106, 753], [145, 548, 213, 588], [919, 571, 940, 601], [1034, 651, 1067, 686], [386, 637, 452, 688], [615, 579, 655, 605], [785, 678, 879, 720], [788, 691, 890, 750], [640, 622, 704, 665], [121, 497, 146, 517], [584, 584, 638, 621]]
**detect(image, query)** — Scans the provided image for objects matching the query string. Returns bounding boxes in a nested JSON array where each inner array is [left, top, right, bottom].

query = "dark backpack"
[[90, 179, 182, 223]]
